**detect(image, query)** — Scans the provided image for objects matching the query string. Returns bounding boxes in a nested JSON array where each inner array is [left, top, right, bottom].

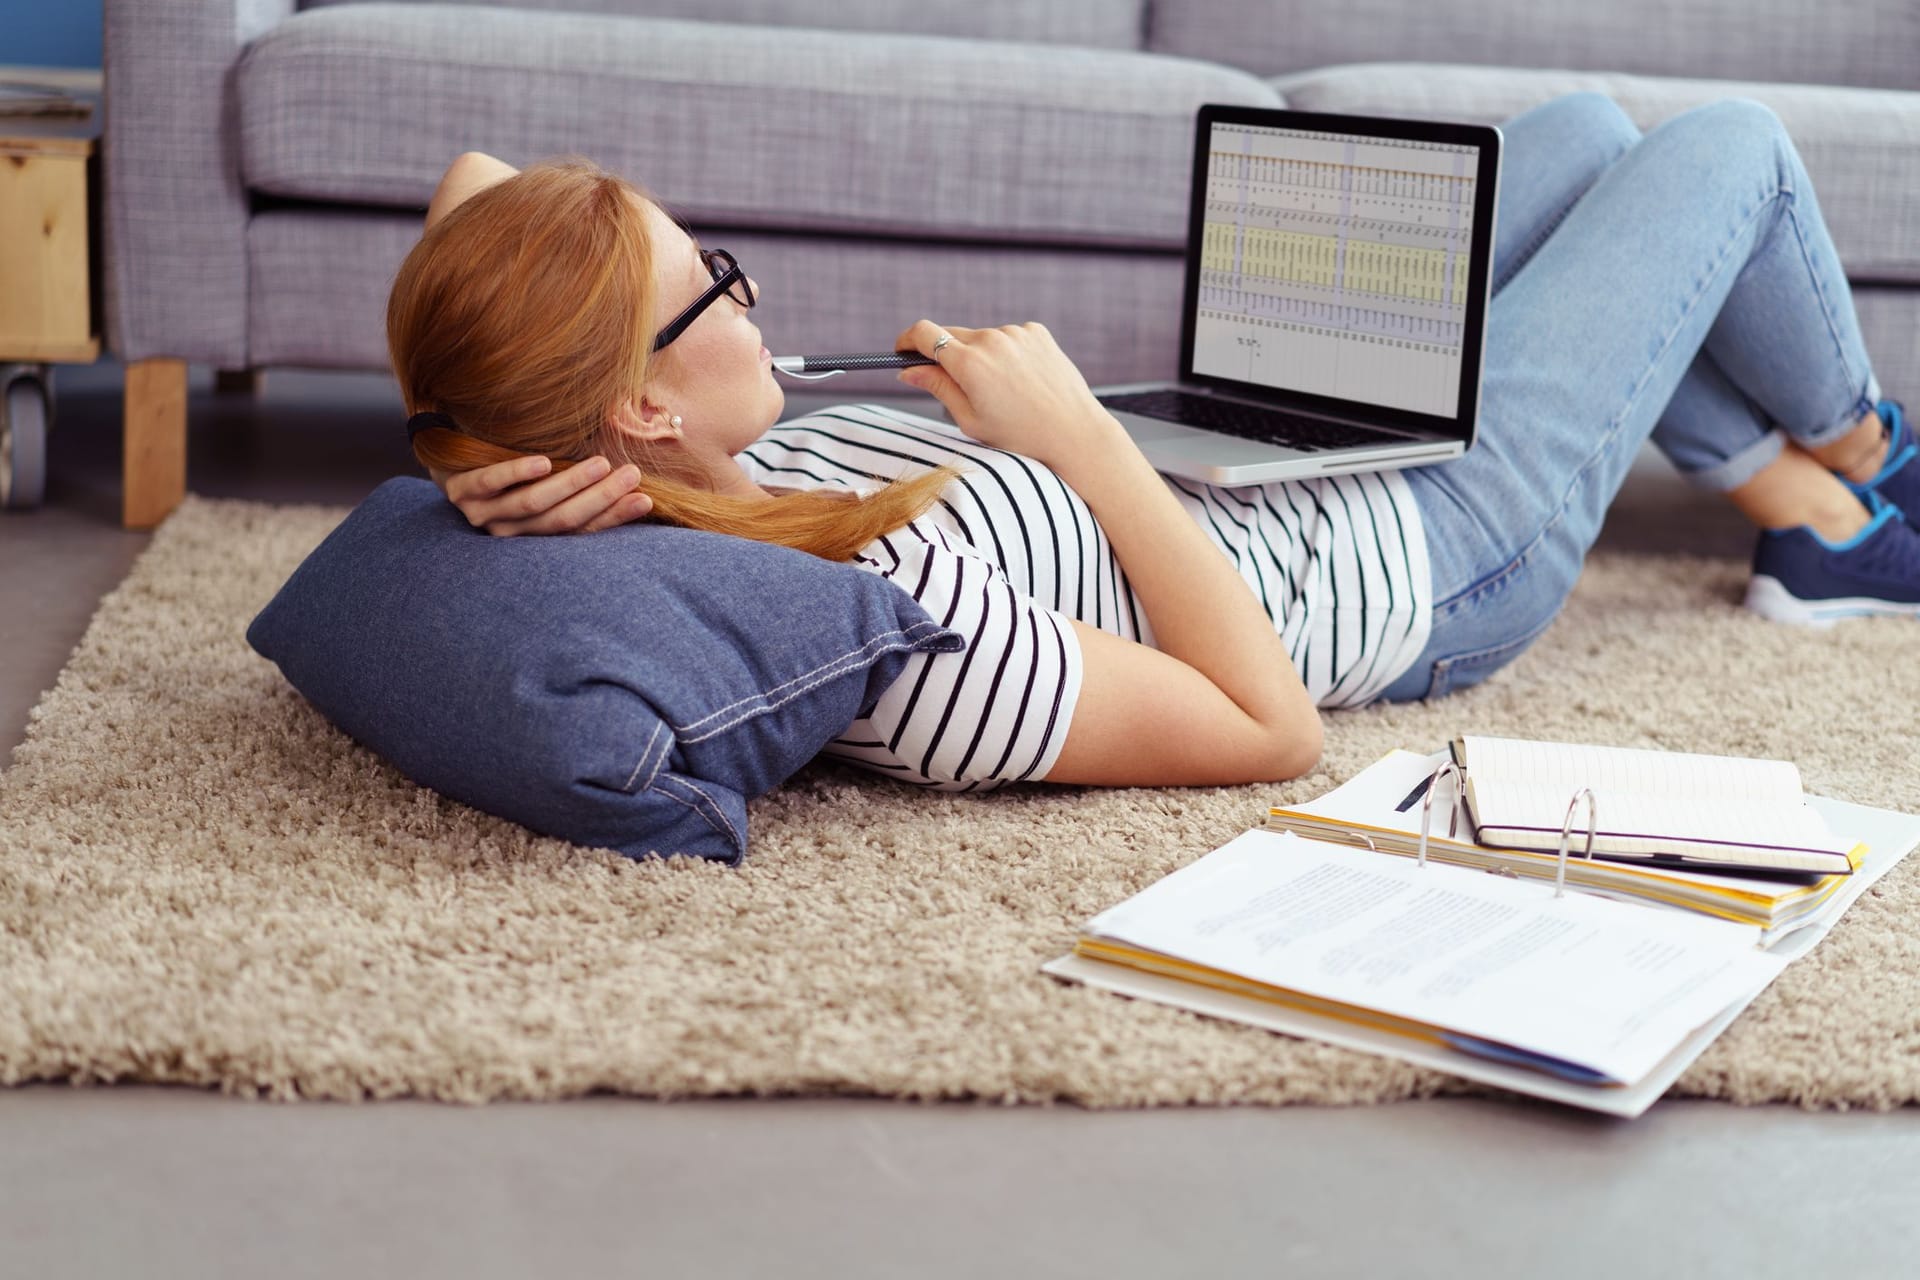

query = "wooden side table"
[[0, 71, 103, 510]]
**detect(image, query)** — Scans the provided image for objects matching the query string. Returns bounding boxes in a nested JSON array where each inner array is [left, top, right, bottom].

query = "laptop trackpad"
[[1131, 421, 1311, 463], [1183, 442, 1314, 470], [1115, 417, 1192, 445]]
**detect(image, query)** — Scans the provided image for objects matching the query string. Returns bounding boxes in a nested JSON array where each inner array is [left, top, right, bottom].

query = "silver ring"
[[931, 332, 952, 360]]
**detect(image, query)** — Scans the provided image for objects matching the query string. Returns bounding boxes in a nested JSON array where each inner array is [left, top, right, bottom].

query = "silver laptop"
[[1095, 103, 1503, 486]]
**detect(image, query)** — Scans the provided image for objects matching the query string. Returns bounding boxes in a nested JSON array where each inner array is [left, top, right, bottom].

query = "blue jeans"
[[1378, 92, 1884, 702]]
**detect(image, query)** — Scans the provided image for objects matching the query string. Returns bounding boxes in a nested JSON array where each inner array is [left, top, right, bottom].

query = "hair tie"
[[407, 410, 458, 444]]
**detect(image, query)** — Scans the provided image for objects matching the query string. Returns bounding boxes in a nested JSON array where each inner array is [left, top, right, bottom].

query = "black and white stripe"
[[740, 405, 1431, 789]]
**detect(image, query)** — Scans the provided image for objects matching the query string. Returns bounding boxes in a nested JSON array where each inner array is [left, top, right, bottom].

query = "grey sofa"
[[102, 0, 1920, 526]]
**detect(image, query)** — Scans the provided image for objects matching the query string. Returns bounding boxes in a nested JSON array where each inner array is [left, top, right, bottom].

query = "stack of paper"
[[1047, 749, 1920, 1117]]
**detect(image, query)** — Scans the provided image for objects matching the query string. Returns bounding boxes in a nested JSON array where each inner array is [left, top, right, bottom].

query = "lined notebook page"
[[1462, 737, 1839, 852]]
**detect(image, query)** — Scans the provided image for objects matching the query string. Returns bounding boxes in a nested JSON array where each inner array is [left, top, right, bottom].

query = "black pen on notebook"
[[771, 351, 937, 379]]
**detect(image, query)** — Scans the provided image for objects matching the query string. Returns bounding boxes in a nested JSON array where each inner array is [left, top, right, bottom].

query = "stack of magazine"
[[0, 81, 94, 119], [1044, 739, 1920, 1117]]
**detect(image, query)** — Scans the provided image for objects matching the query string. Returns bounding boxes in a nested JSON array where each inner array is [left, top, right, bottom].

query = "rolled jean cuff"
[[1677, 426, 1786, 493], [1796, 371, 1885, 451]]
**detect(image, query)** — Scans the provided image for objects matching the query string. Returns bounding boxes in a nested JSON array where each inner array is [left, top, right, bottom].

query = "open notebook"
[[1449, 736, 1856, 876], [1264, 749, 1865, 939]]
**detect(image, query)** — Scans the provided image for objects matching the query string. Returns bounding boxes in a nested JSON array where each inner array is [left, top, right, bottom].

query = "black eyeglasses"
[[652, 248, 754, 352]]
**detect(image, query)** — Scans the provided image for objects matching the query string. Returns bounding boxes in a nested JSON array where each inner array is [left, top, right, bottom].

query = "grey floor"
[[4, 359, 1915, 1279]]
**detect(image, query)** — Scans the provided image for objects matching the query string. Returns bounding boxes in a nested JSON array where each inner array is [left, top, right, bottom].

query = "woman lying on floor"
[[390, 92, 1917, 793]]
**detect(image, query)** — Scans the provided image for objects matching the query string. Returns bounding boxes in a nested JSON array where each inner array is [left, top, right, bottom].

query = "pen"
[[1394, 774, 1435, 813], [772, 351, 938, 379]]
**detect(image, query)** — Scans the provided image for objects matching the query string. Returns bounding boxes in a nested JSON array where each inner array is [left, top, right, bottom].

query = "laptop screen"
[[1185, 112, 1497, 429]]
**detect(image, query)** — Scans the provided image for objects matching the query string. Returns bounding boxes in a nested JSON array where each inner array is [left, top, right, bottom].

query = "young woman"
[[391, 92, 1917, 793]]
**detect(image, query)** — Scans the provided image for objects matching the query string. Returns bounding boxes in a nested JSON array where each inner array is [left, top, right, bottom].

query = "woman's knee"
[[1536, 91, 1642, 162], [1654, 97, 1790, 168]]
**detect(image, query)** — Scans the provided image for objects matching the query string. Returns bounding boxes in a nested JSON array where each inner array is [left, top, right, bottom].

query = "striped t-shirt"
[[738, 404, 1432, 791]]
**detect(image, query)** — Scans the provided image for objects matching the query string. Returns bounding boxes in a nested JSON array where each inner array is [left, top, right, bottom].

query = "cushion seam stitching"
[[651, 774, 742, 852], [623, 720, 667, 793], [671, 622, 952, 740]]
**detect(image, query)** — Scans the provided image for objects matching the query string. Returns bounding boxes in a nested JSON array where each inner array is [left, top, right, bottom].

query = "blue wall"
[[2, 0, 104, 69]]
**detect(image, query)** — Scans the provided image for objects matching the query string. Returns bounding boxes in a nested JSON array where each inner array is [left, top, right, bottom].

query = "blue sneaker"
[[1746, 491, 1920, 626], [1841, 398, 1920, 527]]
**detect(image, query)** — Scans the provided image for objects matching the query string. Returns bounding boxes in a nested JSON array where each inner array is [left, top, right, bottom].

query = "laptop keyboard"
[[1099, 389, 1405, 452]]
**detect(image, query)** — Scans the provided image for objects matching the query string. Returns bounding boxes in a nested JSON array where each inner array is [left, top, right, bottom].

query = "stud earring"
[[669, 415, 683, 435]]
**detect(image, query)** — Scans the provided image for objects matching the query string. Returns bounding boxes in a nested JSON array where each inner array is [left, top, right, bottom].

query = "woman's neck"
[[711, 457, 777, 502], [653, 448, 772, 501]]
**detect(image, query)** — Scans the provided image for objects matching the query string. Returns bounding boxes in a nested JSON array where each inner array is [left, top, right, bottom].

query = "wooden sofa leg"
[[123, 357, 188, 529], [212, 368, 262, 395]]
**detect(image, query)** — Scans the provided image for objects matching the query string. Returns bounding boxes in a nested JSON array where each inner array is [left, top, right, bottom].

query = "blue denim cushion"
[[246, 477, 963, 864]]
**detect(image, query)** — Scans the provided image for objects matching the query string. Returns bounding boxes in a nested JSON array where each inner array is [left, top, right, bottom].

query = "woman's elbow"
[[1264, 711, 1323, 781], [426, 152, 519, 230]]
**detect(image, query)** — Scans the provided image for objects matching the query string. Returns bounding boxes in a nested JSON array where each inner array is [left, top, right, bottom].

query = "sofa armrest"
[[103, 0, 299, 365]]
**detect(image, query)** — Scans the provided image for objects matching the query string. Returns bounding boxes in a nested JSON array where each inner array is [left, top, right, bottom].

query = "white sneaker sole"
[[1745, 574, 1920, 627]]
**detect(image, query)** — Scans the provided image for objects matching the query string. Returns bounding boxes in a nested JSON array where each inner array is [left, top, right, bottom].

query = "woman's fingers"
[[578, 490, 655, 533], [437, 448, 650, 536], [893, 319, 978, 429], [483, 463, 646, 536], [895, 319, 979, 362], [497, 456, 616, 519], [884, 317, 1105, 467], [444, 453, 553, 504]]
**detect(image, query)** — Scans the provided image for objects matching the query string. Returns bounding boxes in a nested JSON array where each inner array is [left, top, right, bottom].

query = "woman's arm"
[[1049, 457, 1322, 784], [893, 320, 1322, 785]]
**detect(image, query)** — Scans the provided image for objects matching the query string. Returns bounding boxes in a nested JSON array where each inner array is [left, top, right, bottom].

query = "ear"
[[608, 394, 680, 445]]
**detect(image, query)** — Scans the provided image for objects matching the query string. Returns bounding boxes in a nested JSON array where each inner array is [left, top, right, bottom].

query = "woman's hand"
[[892, 319, 1123, 472], [429, 454, 652, 536]]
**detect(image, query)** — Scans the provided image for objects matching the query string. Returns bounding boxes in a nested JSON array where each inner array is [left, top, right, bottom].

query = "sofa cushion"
[[1266, 63, 1920, 284], [1147, 0, 1919, 94], [244, 476, 964, 865], [299, 0, 1150, 50], [238, 3, 1278, 248]]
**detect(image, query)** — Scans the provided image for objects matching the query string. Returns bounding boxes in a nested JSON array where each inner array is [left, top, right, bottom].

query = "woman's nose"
[[746, 273, 761, 305]]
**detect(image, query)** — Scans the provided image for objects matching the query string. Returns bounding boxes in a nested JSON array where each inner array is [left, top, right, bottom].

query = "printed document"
[[1081, 830, 1788, 1084]]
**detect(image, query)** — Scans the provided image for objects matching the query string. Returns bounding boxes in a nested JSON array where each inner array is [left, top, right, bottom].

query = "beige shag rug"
[[3, 494, 1918, 1110]]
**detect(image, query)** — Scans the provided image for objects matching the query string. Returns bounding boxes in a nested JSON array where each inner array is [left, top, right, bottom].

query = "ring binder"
[[1554, 788, 1598, 898], [1416, 762, 1464, 869], [1416, 763, 1596, 897]]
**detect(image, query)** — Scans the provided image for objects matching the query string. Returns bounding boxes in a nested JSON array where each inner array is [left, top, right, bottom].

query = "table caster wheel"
[[0, 363, 51, 511]]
